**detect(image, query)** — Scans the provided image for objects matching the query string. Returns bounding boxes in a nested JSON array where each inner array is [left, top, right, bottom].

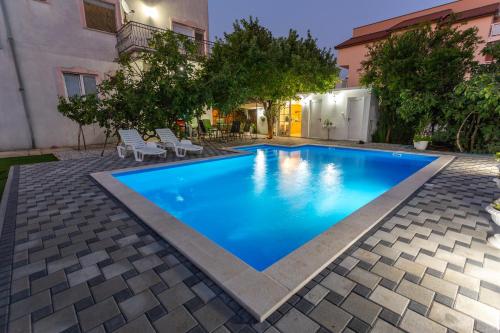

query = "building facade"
[[0, 0, 209, 150], [336, 0, 500, 88]]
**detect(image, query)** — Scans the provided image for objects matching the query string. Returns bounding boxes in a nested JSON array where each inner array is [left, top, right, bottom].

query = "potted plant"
[[413, 134, 431, 151], [486, 200, 500, 225]]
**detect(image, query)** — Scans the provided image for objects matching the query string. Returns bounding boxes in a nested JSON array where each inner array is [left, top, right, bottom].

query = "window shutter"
[[84, 0, 116, 33]]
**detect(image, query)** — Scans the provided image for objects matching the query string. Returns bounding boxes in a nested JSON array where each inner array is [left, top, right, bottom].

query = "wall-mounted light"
[[143, 5, 158, 19]]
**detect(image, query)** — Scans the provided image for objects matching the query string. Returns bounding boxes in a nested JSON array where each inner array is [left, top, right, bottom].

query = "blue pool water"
[[114, 145, 436, 271]]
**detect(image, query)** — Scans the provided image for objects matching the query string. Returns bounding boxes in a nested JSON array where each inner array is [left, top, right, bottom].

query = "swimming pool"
[[113, 145, 436, 271]]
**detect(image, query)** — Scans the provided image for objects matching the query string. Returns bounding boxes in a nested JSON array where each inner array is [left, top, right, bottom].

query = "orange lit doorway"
[[290, 103, 302, 137]]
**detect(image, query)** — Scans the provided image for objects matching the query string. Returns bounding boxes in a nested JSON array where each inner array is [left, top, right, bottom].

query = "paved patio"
[[0, 138, 499, 333]]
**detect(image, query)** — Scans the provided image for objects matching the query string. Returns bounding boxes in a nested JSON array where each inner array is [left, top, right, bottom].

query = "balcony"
[[116, 21, 213, 56]]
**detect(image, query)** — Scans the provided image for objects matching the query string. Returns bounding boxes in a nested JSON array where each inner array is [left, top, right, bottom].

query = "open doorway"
[[290, 103, 302, 137]]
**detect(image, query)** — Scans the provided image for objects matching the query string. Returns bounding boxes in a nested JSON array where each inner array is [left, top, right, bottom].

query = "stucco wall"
[[0, 4, 33, 150], [353, 0, 499, 37], [296, 88, 377, 142], [0, 0, 208, 151]]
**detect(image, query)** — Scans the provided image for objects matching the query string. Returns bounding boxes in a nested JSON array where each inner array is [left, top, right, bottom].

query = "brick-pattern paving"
[[0, 139, 499, 333]]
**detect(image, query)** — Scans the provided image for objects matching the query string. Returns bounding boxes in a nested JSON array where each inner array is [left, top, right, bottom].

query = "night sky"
[[208, 0, 452, 51]]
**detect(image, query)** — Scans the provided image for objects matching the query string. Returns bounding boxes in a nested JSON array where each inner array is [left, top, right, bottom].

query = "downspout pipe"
[[0, 0, 36, 149]]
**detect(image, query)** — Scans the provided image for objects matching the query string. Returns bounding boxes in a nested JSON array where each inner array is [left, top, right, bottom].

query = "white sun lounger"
[[117, 129, 167, 162], [155, 128, 203, 157]]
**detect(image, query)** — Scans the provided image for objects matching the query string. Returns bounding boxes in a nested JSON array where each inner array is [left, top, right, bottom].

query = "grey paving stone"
[[116, 235, 140, 248], [91, 276, 128, 302], [351, 248, 381, 266], [394, 257, 426, 279], [67, 265, 101, 287], [421, 274, 458, 300], [137, 241, 164, 256], [12, 260, 45, 280], [275, 308, 319, 333], [132, 254, 163, 273], [454, 294, 500, 330], [8, 314, 31, 333], [79, 250, 110, 267], [102, 259, 133, 279], [309, 300, 352, 333], [320, 272, 355, 297], [341, 292, 381, 326], [428, 301, 474, 333], [31, 270, 67, 294], [193, 298, 235, 332], [371, 262, 405, 284], [47, 255, 79, 274], [126, 269, 162, 294], [369, 286, 409, 316], [115, 315, 156, 333], [396, 279, 435, 309], [153, 306, 197, 333], [191, 282, 216, 303], [53, 283, 91, 311], [400, 309, 446, 333], [9, 290, 51, 321], [110, 246, 138, 262], [371, 319, 403, 333], [119, 290, 159, 321], [78, 298, 121, 332], [347, 267, 381, 290], [33, 306, 77, 333], [160, 264, 192, 287], [157, 282, 195, 311], [303, 284, 329, 306]]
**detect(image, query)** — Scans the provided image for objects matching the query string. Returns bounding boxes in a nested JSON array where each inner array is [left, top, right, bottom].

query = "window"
[[172, 22, 195, 38], [83, 0, 116, 33], [172, 22, 206, 55], [63, 73, 97, 97]]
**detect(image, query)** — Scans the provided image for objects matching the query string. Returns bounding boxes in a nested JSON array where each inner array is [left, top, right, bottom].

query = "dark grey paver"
[[1, 140, 498, 333]]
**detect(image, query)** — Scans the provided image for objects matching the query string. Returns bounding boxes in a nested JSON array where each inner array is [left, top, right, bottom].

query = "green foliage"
[[204, 17, 339, 138], [413, 134, 432, 142], [57, 94, 99, 150], [450, 47, 500, 152], [98, 30, 208, 141], [361, 19, 481, 143]]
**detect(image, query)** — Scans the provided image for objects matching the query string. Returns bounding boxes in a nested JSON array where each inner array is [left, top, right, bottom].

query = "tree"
[[57, 94, 99, 150], [98, 29, 208, 142], [361, 18, 481, 143], [449, 44, 500, 152], [204, 17, 339, 138]]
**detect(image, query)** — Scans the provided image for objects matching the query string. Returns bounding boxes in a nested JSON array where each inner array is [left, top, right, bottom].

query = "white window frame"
[[63, 73, 97, 97]]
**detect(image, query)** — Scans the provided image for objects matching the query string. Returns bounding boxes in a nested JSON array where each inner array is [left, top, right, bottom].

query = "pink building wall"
[[0, 0, 208, 150], [337, 0, 499, 88]]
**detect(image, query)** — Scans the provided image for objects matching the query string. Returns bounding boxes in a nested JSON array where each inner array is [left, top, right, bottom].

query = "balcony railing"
[[116, 21, 213, 56]]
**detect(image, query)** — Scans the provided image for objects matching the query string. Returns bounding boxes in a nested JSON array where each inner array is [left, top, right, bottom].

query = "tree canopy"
[[204, 17, 339, 138], [361, 19, 481, 143]]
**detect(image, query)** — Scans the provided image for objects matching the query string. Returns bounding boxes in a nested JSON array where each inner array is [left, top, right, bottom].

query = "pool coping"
[[91, 144, 454, 322]]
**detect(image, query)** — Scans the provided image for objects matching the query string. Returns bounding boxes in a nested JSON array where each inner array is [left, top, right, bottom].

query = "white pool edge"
[[91, 145, 454, 322]]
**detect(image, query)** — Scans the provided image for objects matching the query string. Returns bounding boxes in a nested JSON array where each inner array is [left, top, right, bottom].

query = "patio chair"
[[156, 128, 203, 157], [117, 129, 167, 162], [202, 119, 219, 139]]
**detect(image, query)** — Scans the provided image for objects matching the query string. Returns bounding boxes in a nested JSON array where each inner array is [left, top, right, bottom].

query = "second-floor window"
[[172, 22, 206, 55], [63, 73, 97, 97], [83, 0, 116, 33]]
